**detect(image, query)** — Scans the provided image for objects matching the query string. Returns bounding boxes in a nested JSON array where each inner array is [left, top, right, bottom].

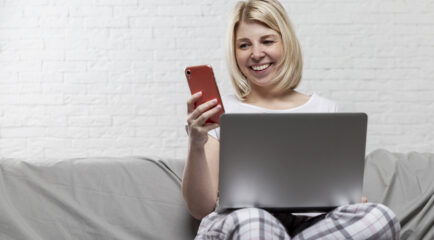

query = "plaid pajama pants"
[[195, 203, 400, 240]]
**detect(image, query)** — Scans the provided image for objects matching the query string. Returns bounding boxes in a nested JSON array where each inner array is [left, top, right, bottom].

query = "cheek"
[[235, 52, 249, 67], [235, 51, 241, 64], [271, 45, 284, 61], [276, 50, 284, 60]]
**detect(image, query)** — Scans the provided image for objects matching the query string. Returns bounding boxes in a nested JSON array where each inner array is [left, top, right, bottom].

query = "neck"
[[245, 87, 296, 104], [243, 89, 310, 111]]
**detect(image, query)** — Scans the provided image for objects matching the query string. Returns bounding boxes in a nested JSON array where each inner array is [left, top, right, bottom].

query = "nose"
[[251, 44, 265, 61]]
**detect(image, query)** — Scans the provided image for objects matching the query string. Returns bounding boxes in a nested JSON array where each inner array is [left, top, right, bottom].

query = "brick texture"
[[0, 0, 433, 160]]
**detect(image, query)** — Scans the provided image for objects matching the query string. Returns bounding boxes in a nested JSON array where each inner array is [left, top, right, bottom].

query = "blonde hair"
[[226, 0, 303, 100]]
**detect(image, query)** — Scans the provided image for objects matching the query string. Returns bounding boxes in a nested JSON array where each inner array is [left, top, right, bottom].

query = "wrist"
[[189, 140, 206, 152]]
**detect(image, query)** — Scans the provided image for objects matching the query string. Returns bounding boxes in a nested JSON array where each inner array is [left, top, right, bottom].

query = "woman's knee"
[[327, 203, 400, 239], [349, 203, 401, 237], [228, 207, 273, 224], [332, 203, 400, 228], [226, 208, 288, 239], [371, 203, 396, 217], [370, 203, 400, 230]]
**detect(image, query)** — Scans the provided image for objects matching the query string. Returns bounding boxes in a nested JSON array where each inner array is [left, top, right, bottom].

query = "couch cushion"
[[363, 149, 434, 240], [0, 157, 198, 240]]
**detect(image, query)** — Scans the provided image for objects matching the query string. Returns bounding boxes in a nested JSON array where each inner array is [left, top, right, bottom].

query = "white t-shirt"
[[208, 93, 338, 140]]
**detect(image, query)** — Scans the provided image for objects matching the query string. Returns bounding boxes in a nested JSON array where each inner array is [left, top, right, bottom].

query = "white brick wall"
[[0, 0, 433, 161]]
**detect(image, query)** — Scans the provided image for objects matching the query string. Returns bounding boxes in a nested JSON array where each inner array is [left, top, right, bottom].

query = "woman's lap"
[[196, 207, 290, 240], [293, 203, 400, 240], [195, 203, 400, 240]]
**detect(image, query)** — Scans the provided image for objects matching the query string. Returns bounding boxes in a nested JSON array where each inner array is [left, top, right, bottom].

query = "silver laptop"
[[217, 113, 367, 212]]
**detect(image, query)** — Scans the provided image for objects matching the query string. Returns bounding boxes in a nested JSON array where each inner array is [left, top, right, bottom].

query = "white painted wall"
[[0, 0, 433, 160]]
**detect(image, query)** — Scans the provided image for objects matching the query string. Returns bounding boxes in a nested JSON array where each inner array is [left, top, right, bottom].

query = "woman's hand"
[[361, 196, 368, 203], [186, 92, 221, 147]]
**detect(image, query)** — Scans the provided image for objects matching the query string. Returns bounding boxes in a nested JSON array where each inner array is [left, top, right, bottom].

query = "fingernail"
[[216, 104, 221, 109], [211, 99, 217, 104]]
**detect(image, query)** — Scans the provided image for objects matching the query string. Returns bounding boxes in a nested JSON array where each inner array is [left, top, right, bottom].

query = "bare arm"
[[182, 136, 219, 220], [182, 92, 221, 220]]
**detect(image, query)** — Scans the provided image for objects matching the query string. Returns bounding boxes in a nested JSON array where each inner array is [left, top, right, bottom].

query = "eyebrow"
[[236, 34, 279, 42]]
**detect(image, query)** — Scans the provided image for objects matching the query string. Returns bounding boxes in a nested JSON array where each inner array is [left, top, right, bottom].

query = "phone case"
[[185, 65, 225, 124]]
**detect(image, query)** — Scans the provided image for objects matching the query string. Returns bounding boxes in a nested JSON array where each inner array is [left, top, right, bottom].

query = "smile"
[[251, 63, 271, 71]]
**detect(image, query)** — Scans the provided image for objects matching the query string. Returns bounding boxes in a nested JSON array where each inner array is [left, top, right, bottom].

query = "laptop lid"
[[217, 113, 367, 212]]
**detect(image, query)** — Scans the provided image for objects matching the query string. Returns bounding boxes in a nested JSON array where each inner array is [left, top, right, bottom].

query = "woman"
[[182, 0, 400, 239]]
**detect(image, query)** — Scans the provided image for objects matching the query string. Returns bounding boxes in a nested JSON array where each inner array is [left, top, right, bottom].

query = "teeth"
[[251, 64, 270, 71]]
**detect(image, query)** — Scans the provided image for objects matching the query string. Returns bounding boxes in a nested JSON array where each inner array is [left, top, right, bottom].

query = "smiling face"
[[235, 21, 284, 91]]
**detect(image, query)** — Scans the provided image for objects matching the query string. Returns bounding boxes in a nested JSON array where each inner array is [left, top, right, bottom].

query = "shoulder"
[[307, 93, 339, 112], [222, 94, 240, 105], [221, 94, 245, 113]]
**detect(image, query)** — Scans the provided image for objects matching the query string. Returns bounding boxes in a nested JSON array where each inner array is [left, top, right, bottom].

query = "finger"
[[187, 91, 202, 113], [188, 99, 218, 122], [194, 104, 222, 126], [361, 196, 367, 203], [203, 123, 220, 132]]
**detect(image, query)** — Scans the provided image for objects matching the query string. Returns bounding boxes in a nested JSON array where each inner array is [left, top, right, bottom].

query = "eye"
[[238, 43, 250, 49], [263, 40, 274, 45]]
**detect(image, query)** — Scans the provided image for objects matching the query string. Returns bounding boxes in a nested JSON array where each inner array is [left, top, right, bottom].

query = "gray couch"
[[0, 149, 432, 239]]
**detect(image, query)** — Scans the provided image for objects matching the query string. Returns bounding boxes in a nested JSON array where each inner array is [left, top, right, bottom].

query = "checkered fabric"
[[195, 203, 400, 240]]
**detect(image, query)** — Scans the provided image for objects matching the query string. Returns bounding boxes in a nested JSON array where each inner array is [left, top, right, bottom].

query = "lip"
[[250, 63, 271, 72], [248, 63, 273, 78]]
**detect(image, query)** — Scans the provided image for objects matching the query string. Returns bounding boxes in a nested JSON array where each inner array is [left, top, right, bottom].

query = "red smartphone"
[[185, 65, 225, 124]]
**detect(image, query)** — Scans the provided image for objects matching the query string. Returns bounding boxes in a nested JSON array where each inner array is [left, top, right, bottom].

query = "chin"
[[249, 76, 275, 87]]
